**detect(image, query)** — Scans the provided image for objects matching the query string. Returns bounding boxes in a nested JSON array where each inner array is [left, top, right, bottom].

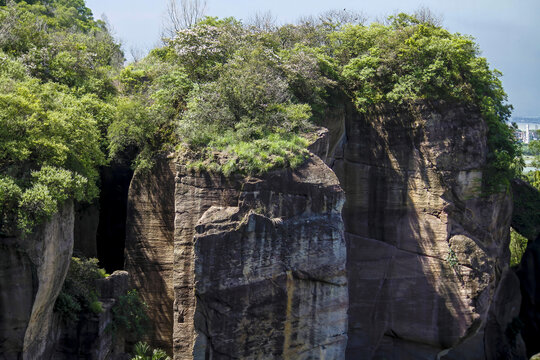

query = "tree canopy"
[[0, 0, 522, 233], [0, 0, 120, 234]]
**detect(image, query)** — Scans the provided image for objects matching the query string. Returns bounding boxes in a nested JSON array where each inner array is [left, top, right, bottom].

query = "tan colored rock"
[[173, 155, 348, 359], [125, 157, 176, 353], [0, 202, 74, 360], [327, 101, 522, 359]]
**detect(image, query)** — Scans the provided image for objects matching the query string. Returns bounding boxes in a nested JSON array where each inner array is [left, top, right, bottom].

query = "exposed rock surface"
[[0, 202, 74, 360], [74, 201, 100, 258], [124, 153, 349, 359], [125, 157, 176, 353], [325, 101, 523, 359], [512, 179, 540, 357], [186, 156, 348, 359], [50, 270, 129, 360], [121, 99, 524, 359]]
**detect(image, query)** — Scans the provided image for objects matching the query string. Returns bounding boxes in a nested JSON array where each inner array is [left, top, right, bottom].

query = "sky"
[[86, 0, 540, 117]]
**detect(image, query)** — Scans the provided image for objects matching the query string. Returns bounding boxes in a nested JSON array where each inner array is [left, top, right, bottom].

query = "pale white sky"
[[86, 0, 540, 117]]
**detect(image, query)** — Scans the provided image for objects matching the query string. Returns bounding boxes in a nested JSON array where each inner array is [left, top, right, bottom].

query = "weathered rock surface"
[[74, 201, 100, 258], [125, 157, 176, 353], [512, 179, 540, 357], [172, 155, 348, 359], [121, 99, 524, 359], [0, 202, 74, 360], [50, 270, 129, 360], [325, 101, 523, 359]]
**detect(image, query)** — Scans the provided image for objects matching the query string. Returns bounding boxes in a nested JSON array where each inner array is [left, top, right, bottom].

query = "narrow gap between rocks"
[[96, 164, 134, 273]]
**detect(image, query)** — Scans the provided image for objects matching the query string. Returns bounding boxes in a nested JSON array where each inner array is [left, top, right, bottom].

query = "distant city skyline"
[[86, 0, 540, 117]]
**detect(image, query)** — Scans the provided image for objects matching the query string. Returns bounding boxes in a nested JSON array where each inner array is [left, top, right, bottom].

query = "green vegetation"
[[330, 14, 520, 191], [0, 0, 522, 232], [0, 0, 120, 235], [509, 228, 528, 267], [131, 341, 170, 360], [116, 12, 520, 185], [54, 257, 107, 322], [109, 290, 150, 342]]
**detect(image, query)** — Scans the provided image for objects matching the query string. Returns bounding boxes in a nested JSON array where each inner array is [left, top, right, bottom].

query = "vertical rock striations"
[[123, 99, 523, 359], [125, 157, 176, 353], [0, 202, 74, 360], [327, 101, 523, 359], [172, 155, 348, 359]]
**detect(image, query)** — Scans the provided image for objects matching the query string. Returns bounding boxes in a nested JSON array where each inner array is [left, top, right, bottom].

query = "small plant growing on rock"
[[54, 257, 107, 322], [446, 248, 463, 281], [131, 341, 171, 360], [109, 289, 151, 342]]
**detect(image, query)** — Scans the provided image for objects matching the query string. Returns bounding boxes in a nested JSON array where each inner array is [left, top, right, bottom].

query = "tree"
[[247, 10, 277, 32], [162, 0, 207, 38]]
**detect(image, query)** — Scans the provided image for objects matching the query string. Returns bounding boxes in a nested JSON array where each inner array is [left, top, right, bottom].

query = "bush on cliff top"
[[113, 12, 520, 187], [0, 0, 521, 232]]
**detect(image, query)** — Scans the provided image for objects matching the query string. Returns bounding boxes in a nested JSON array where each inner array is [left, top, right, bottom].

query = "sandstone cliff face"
[[0, 202, 74, 360], [125, 154, 349, 358], [326, 101, 523, 359], [124, 100, 523, 359], [125, 158, 176, 353], [183, 156, 348, 359]]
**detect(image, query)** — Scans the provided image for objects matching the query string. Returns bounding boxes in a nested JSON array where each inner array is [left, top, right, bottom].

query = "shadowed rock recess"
[[122, 101, 527, 359]]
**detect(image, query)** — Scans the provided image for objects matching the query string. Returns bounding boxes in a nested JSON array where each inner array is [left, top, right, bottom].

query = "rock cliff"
[[0, 202, 74, 360], [175, 155, 348, 359], [326, 100, 524, 359], [125, 158, 176, 353], [512, 179, 540, 357], [124, 154, 349, 358], [120, 100, 525, 359]]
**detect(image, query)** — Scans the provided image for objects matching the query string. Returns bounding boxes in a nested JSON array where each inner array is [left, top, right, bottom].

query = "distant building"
[[510, 118, 540, 143]]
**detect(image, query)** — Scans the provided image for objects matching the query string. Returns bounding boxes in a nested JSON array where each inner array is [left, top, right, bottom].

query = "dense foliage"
[[54, 257, 107, 322], [0, 0, 522, 232], [109, 289, 151, 342], [0, 0, 121, 234], [524, 140, 540, 190], [330, 14, 521, 191], [114, 12, 520, 187], [510, 228, 528, 267]]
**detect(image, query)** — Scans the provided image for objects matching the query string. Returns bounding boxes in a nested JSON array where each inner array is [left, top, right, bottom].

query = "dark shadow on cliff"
[[327, 99, 498, 358], [512, 178, 540, 357], [96, 163, 134, 273]]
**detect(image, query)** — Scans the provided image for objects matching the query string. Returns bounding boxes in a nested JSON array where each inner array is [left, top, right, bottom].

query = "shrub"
[[331, 15, 520, 191], [0, 62, 106, 234], [109, 290, 150, 342], [131, 341, 170, 360], [54, 257, 107, 322], [510, 228, 529, 267]]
